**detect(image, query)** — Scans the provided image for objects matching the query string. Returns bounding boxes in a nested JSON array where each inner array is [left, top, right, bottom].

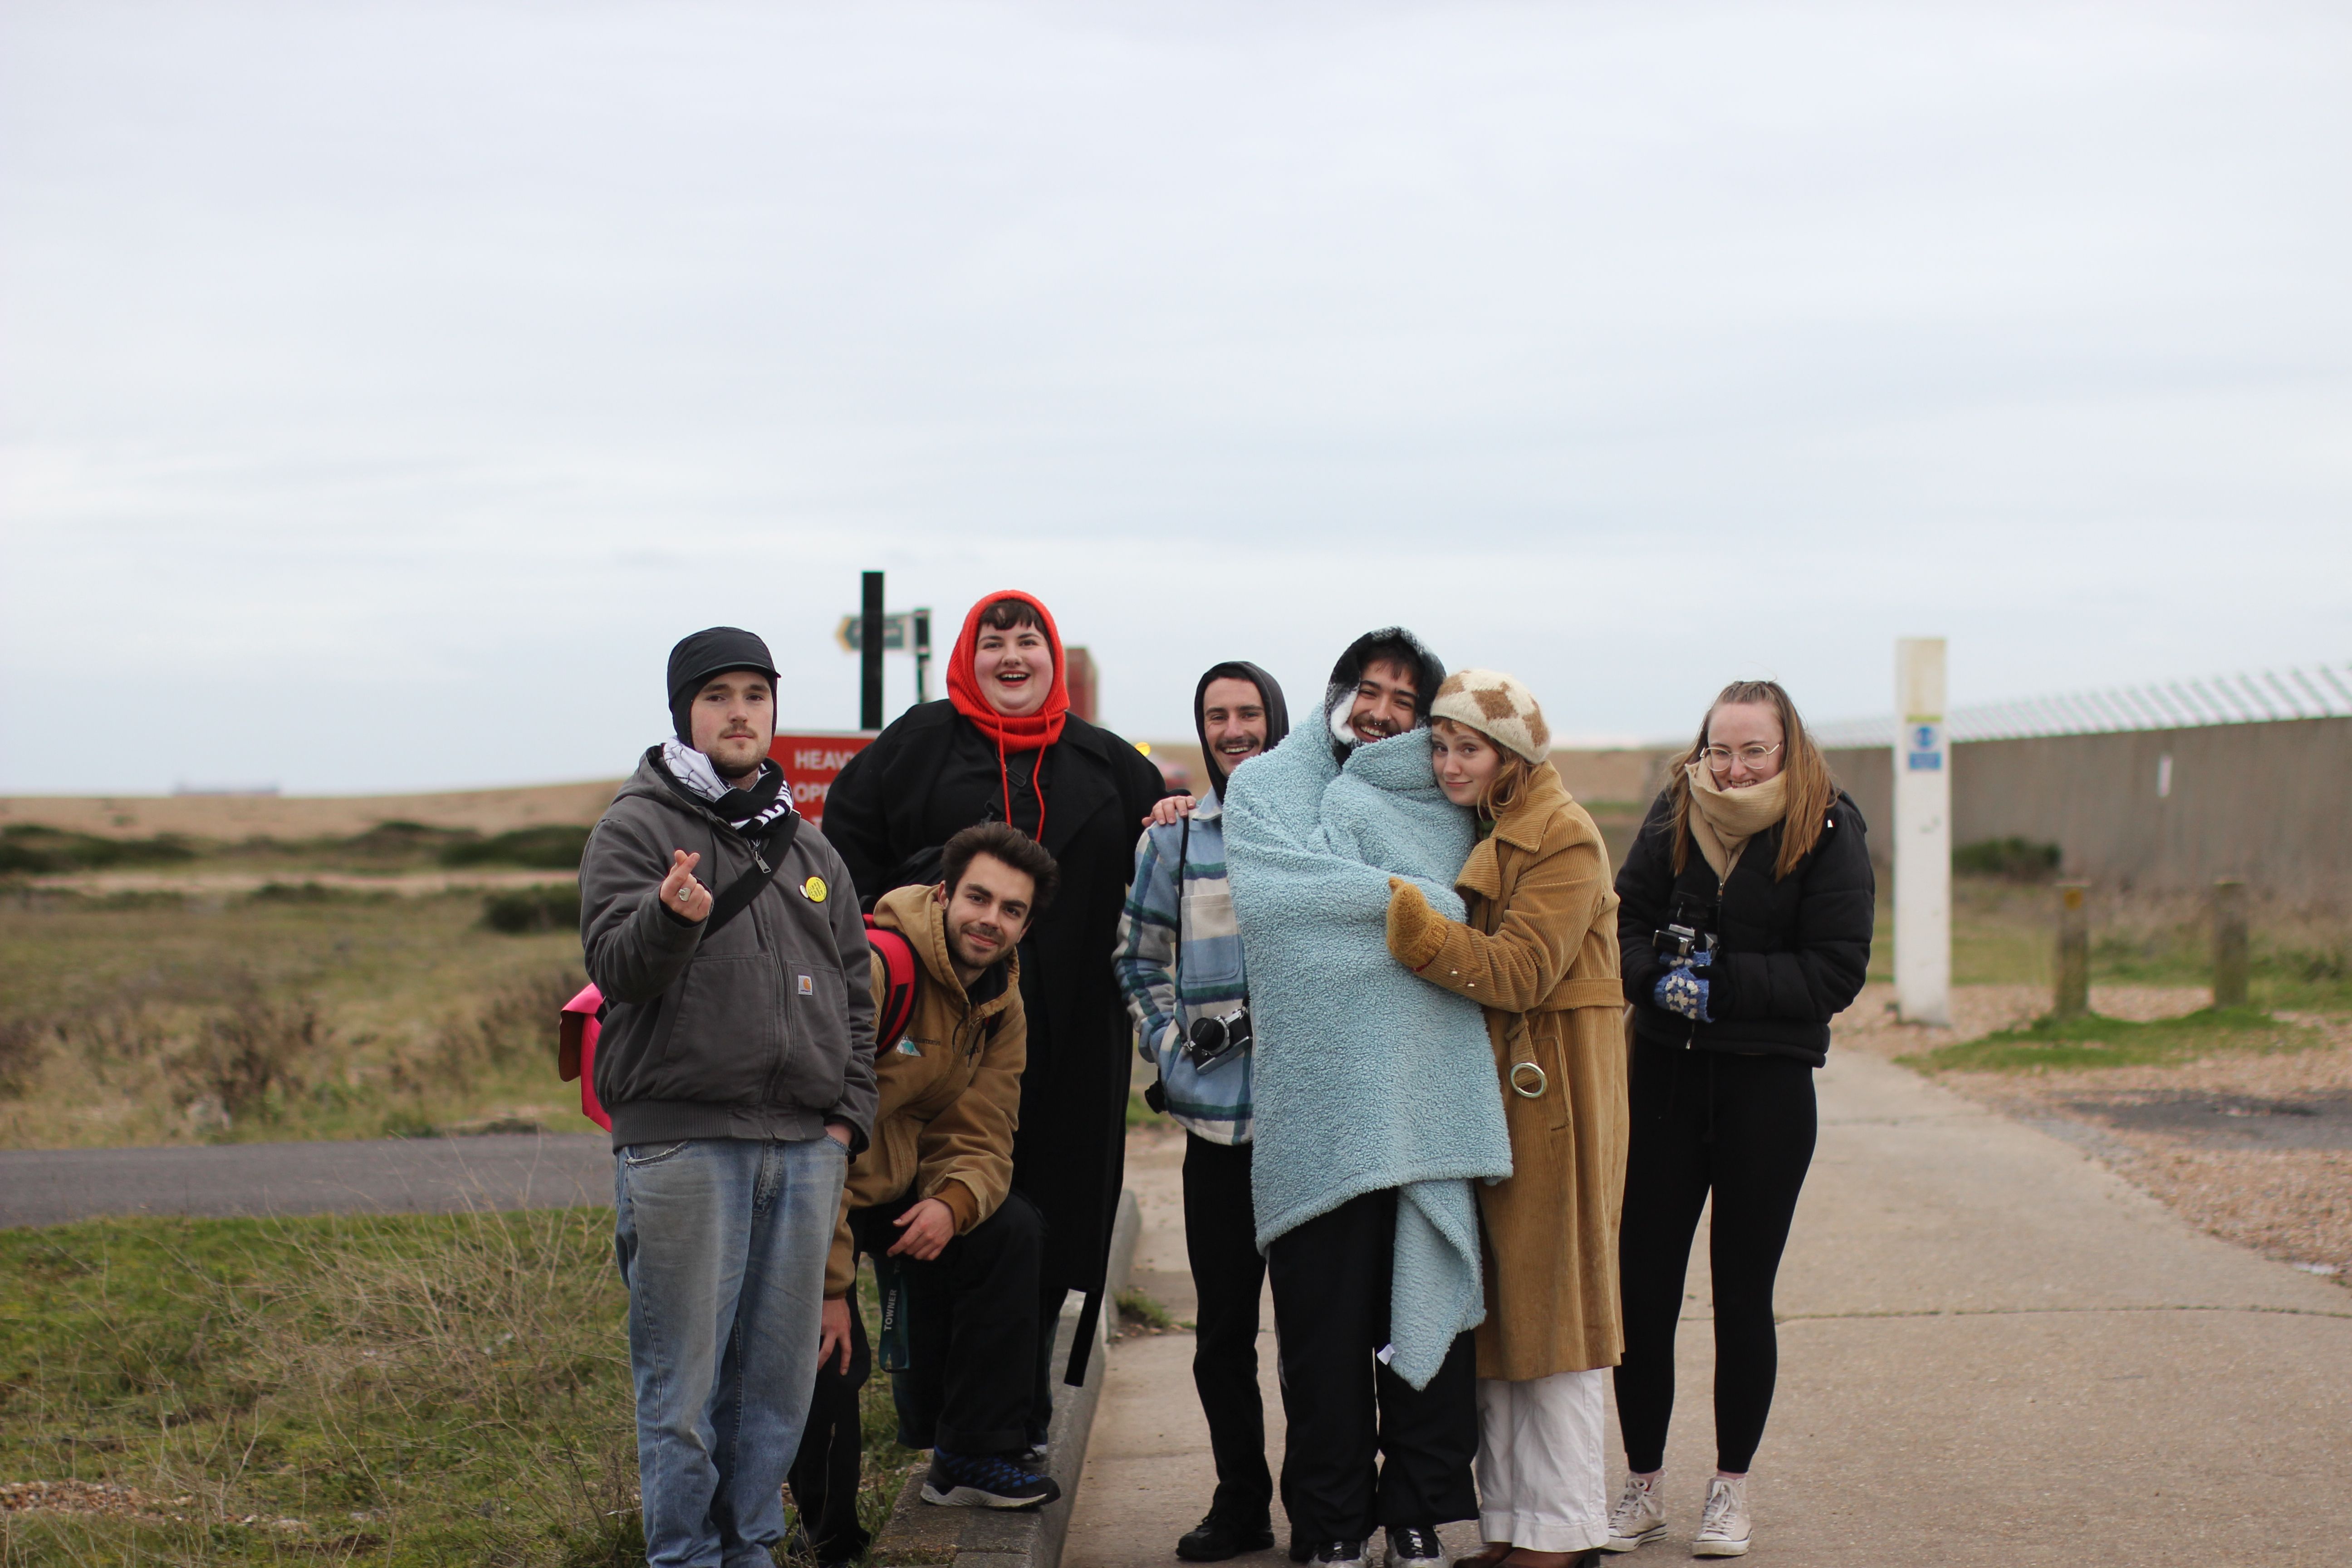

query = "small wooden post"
[[2212, 878, 2249, 1009], [2054, 882, 2090, 1019]]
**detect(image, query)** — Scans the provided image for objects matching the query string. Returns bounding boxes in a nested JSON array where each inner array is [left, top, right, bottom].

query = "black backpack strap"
[[701, 813, 804, 941]]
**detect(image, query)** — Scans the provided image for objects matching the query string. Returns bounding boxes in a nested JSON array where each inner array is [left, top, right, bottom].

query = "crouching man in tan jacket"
[[786, 823, 1062, 1560]]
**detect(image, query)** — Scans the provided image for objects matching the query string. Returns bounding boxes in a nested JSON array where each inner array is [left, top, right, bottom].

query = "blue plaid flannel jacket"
[[1111, 791, 1255, 1145]]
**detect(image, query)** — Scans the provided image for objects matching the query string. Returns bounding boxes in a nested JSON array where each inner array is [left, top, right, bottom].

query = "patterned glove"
[[1654, 965, 1714, 1022]]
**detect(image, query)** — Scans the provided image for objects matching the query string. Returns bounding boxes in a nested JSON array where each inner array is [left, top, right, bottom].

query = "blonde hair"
[[1431, 716, 1534, 819], [1662, 680, 1835, 879]]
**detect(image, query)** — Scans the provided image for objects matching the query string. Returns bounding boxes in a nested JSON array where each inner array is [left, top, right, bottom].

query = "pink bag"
[[558, 984, 612, 1132]]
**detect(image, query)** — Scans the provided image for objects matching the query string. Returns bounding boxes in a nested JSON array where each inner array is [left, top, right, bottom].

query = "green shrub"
[[443, 824, 593, 870], [1953, 836, 2062, 881], [0, 824, 197, 874], [246, 880, 390, 904], [482, 885, 583, 934], [341, 818, 476, 858]]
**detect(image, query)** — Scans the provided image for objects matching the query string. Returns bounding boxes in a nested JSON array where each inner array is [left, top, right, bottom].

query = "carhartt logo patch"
[[802, 876, 828, 903], [796, 974, 814, 996]]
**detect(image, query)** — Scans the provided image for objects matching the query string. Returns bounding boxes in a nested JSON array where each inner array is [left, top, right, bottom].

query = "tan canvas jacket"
[[823, 881, 1026, 1298]]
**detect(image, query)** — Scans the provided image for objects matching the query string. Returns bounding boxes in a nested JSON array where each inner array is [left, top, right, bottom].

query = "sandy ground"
[[16, 867, 580, 897], [1836, 980, 2352, 1282], [0, 779, 623, 840]]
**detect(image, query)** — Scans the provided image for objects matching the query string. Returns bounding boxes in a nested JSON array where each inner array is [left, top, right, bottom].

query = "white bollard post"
[[1894, 637, 1951, 1025]]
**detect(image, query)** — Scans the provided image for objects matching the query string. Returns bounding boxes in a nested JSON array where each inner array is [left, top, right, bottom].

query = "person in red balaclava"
[[800, 592, 1169, 1508]]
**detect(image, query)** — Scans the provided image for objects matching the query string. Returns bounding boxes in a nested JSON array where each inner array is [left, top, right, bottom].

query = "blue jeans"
[[614, 1135, 849, 1568]]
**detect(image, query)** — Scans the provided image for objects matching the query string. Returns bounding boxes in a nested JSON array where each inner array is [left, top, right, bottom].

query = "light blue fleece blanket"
[[1222, 724, 1513, 1389]]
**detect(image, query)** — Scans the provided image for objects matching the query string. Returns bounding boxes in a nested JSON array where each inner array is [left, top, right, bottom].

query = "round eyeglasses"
[[1701, 742, 1783, 772]]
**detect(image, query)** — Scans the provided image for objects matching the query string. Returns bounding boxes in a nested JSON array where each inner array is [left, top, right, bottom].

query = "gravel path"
[[0, 1131, 612, 1228], [1837, 981, 2352, 1280]]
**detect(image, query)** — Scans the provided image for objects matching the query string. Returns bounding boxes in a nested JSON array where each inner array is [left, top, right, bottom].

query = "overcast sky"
[[4, 0, 2347, 794]]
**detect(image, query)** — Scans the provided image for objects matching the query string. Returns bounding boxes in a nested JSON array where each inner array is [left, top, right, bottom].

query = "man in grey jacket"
[[581, 626, 879, 1568]]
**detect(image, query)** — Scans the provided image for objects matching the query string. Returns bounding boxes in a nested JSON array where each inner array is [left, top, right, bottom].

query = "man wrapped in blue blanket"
[[1222, 628, 1514, 1568]]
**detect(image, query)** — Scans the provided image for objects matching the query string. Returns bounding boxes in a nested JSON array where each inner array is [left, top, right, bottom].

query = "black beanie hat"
[[667, 627, 781, 745]]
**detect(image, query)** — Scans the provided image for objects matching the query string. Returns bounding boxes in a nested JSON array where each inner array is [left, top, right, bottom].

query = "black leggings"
[[1612, 1043, 1817, 1476]]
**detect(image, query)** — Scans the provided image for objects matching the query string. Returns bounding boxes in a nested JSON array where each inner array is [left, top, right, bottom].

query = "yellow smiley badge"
[[802, 875, 828, 904]]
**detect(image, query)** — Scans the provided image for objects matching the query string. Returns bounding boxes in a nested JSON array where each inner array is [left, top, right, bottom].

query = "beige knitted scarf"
[[1683, 763, 1788, 881]]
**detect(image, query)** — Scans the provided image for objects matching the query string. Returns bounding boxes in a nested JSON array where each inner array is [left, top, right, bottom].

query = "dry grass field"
[[0, 883, 591, 1150]]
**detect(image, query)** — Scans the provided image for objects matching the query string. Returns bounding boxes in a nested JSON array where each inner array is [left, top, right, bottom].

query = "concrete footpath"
[[1065, 1049, 2352, 1567]]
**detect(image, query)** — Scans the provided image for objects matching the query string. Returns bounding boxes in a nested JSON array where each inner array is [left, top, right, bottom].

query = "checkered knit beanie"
[[1429, 669, 1551, 762]]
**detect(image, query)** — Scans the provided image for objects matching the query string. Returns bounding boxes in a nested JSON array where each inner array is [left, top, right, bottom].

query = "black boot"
[[1176, 1510, 1277, 1561]]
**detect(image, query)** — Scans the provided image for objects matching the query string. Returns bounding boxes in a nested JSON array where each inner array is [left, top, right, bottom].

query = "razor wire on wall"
[[1810, 662, 2352, 749]]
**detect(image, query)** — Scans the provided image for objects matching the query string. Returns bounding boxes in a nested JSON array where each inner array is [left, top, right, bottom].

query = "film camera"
[[1182, 1006, 1253, 1070], [1651, 892, 1716, 964]]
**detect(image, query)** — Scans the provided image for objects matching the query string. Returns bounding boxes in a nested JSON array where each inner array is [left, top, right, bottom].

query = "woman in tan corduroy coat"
[[1383, 669, 1627, 1568]]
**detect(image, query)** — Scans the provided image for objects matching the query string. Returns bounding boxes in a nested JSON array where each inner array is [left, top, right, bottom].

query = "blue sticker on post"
[[1905, 720, 1945, 772]]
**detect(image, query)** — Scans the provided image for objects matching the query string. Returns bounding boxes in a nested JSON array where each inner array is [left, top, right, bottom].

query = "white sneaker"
[[1602, 1473, 1666, 1552], [1692, 1476, 1750, 1558]]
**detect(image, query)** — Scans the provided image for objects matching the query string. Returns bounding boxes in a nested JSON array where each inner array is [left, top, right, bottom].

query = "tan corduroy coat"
[[1387, 761, 1629, 1378], [823, 882, 1027, 1298]]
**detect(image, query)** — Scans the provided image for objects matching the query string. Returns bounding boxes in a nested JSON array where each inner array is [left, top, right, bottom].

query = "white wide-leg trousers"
[[1474, 1370, 1609, 1553]]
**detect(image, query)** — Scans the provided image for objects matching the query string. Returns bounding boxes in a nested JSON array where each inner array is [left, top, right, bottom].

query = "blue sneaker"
[[921, 1448, 1062, 1510]]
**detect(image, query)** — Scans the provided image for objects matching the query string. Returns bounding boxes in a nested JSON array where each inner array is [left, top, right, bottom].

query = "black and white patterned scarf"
[[659, 739, 796, 833]]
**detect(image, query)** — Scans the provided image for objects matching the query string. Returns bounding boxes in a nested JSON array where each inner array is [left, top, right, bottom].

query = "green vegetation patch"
[[483, 885, 585, 935], [0, 1211, 914, 1565], [1114, 1287, 1174, 1331], [1951, 836, 2061, 882], [1899, 1005, 2324, 1074], [0, 823, 197, 874], [441, 826, 593, 871], [0, 1207, 641, 1564]]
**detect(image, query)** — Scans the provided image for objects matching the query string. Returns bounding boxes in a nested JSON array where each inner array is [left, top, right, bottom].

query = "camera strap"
[[1169, 812, 1191, 995], [701, 813, 803, 942], [1142, 812, 1193, 1113]]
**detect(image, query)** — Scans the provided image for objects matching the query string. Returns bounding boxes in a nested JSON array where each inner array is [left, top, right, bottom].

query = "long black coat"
[[823, 701, 1168, 1316], [1614, 789, 1874, 1066]]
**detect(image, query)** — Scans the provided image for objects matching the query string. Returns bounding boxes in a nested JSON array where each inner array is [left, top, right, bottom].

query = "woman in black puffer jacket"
[[1602, 680, 1873, 1561]]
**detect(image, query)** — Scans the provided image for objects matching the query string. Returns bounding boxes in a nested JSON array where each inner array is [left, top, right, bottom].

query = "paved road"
[[0, 1132, 613, 1228], [1067, 1050, 2352, 1567]]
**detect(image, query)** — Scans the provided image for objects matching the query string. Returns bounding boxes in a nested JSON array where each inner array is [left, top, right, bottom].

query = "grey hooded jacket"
[[580, 750, 878, 1151]]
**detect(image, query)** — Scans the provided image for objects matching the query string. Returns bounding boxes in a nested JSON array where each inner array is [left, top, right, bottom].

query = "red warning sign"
[[768, 730, 874, 828]]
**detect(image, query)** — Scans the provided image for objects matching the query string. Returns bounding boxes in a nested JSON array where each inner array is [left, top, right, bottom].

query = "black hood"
[[1325, 627, 1445, 762], [666, 626, 780, 745], [1192, 661, 1291, 799]]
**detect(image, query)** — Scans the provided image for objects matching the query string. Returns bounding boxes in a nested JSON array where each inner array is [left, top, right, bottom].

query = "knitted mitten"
[[1654, 964, 1714, 1022], [1385, 877, 1448, 971]]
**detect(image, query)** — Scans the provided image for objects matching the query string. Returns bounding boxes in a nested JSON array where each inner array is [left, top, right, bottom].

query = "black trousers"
[[875, 1188, 1045, 1456], [1184, 1132, 1274, 1524], [1612, 1043, 1818, 1476], [785, 1294, 872, 1565], [1265, 1186, 1479, 1542]]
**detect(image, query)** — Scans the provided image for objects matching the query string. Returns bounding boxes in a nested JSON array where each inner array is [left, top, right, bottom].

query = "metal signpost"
[[1894, 637, 1952, 1025], [835, 585, 935, 713]]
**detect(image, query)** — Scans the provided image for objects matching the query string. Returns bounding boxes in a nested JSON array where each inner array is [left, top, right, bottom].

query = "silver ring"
[[679, 886, 692, 903], [1509, 1061, 1547, 1099]]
